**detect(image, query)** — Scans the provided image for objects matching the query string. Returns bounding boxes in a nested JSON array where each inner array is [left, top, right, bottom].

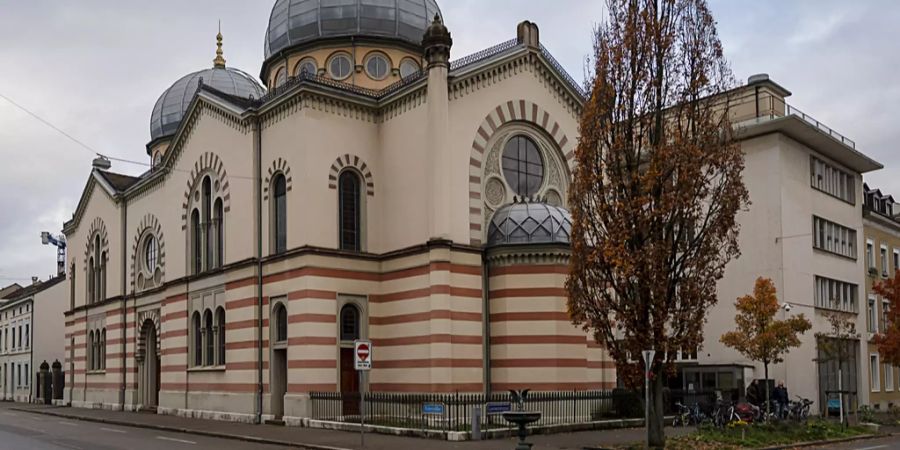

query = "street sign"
[[422, 403, 445, 415], [354, 340, 372, 371], [486, 402, 512, 415], [642, 350, 655, 374]]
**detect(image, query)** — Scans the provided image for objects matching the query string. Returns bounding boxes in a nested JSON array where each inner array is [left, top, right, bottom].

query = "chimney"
[[517, 21, 540, 49], [31, 276, 39, 286]]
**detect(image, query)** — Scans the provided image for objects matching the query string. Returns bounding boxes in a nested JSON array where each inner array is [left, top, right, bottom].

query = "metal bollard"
[[471, 405, 482, 440]]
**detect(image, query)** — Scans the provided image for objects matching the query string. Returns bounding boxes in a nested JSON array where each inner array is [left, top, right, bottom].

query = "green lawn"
[[617, 420, 871, 449]]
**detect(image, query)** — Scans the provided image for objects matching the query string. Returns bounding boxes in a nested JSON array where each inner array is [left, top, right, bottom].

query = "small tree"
[[814, 310, 859, 424], [874, 272, 900, 366], [721, 277, 812, 414]]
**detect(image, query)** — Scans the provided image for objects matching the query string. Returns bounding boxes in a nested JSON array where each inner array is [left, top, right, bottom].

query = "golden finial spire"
[[213, 21, 226, 68]]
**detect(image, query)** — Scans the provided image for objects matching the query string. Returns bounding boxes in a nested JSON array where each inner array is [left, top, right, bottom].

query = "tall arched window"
[[192, 312, 202, 367], [204, 310, 214, 366], [214, 198, 224, 269], [93, 235, 101, 303], [87, 257, 95, 304], [273, 174, 287, 254], [338, 171, 361, 251], [87, 330, 94, 370], [202, 177, 212, 270], [100, 329, 106, 370], [216, 307, 226, 366], [274, 303, 288, 342], [339, 304, 360, 342], [191, 210, 201, 274], [99, 251, 107, 302]]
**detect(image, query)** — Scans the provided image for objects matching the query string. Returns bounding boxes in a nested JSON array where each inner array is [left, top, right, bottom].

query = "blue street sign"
[[422, 403, 445, 415], [486, 402, 512, 414]]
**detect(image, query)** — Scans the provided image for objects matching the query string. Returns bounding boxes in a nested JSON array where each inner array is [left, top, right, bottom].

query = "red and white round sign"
[[354, 340, 372, 371]]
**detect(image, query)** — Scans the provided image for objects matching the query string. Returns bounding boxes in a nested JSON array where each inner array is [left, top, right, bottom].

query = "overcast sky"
[[1, 1, 898, 285]]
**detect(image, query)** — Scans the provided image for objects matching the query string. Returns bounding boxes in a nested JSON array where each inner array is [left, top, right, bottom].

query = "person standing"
[[746, 379, 760, 406], [773, 380, 788, 419]]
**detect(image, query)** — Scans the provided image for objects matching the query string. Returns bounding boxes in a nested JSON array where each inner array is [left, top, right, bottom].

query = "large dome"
[[264, 0, 442, 59], [150, 67, 266, 141], [487, 202, 573, 247]]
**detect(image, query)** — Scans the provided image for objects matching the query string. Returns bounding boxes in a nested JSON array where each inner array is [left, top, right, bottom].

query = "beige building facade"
[[862, 184, 900, 410], [63, 0, 614, 423]]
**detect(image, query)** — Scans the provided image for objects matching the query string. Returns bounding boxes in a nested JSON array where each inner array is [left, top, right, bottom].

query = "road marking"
[[58, 421, 78, 426], [156, 436, 197, 445], [856, 446, 887, 450], [2, 412, 16, 416], [100, 427, 126, 434]]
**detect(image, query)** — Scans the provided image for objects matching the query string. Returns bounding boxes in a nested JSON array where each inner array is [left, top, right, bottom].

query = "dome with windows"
[[487, 201, 573, 247], [264, 0, 442, 59], [150, 66, 266, 141]]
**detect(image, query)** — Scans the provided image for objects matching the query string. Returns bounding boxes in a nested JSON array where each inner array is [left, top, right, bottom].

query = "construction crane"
[[41, 232, 67, 276]]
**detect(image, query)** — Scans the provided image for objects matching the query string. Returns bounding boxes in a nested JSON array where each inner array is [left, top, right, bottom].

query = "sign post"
[[354, 340, 372, 447], [642, 350, 656, 448]]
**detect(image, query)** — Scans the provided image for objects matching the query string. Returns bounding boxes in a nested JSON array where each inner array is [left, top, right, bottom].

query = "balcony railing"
[[785, 104, 856, 149]]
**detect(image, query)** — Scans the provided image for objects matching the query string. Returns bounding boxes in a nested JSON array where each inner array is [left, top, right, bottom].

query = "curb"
[[10, 407, 351, 450], [758, 431, 898, 450]]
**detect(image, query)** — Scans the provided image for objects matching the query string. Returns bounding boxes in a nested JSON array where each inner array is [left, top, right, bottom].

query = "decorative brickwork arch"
[[135, 310, 161, 362], [131, 214, 166, 292], [328, 154, 374, 196], [264, 157, 293, 202], [83, 217, 109, 266], [181, 152, 231, 231], [468, 100, 575, 246]]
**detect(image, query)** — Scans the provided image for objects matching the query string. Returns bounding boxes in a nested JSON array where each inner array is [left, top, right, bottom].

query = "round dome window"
[[365, 53, 390, 80], [296, 58, 317, 77], [399, 58, 420, 79], [329, 53, 353, 80]]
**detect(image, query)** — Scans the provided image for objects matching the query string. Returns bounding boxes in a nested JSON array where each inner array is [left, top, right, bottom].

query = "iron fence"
[[310, 389, 657, 432]]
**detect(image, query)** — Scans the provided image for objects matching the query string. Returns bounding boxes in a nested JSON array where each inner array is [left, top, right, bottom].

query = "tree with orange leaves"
[[721, 278, 811, 416], [874, 273, 900, 366], [565, 0, 748, 446]]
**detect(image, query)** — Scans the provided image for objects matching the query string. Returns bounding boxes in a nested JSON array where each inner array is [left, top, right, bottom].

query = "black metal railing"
[[540, 44, 588, 99], [310, 389, 649, 432], [450, 38, 521, 71]]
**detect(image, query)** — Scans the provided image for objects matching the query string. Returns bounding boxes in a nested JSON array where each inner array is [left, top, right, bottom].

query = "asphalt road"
[[814, 435, 900, 449], [0, 409, 295, 450]]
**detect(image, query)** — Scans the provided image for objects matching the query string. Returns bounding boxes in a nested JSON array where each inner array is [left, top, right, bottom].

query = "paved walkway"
[[5, 403, 689, 449]]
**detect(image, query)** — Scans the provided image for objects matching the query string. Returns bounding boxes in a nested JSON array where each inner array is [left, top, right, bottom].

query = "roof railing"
[[785, 104, 856, 149]]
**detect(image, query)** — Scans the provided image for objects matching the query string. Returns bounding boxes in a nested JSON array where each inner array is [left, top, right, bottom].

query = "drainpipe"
[[255, 116, 264, 425], [754, 86, 760, 118], [481, 252, 491, 397], [29, 300, 33, 403], [120, 195, 128, 411]]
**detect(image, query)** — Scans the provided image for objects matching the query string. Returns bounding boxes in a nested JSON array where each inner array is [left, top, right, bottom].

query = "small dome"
[[150, 67, 266, 141], [264, 0, 442, 59], [487, 202, 573, 247]]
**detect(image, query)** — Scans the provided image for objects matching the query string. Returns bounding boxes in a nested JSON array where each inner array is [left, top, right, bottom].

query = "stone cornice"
[[485, 243, 571, 267]]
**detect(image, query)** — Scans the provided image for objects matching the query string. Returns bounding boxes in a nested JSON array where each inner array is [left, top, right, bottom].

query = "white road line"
[[855, 446, 888, 450], [156, 436, 197, 445], [2, 412, 16, 416], [57, 421, 78, 426], [100, 427, 127, 434]]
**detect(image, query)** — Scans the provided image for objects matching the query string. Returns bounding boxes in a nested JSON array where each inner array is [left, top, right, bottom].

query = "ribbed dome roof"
[[487, 202, 573, 247], [150, 67, 266, 141], [264, 0, 442, 59]]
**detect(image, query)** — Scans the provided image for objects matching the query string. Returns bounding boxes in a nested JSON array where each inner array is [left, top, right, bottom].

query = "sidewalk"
[[5, 403, 686, 449]]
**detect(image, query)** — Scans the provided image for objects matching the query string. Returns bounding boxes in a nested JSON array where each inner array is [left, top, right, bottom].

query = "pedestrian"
[[746, 379, 760, 406], [773, 380, 788, 419]]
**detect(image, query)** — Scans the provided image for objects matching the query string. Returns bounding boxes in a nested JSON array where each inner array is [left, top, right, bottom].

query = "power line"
[[0, 92, 258, 181]]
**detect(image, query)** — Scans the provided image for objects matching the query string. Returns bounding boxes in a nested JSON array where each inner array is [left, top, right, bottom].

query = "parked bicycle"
[[672, 402, 708, 427], [787, 396, 813, 422]]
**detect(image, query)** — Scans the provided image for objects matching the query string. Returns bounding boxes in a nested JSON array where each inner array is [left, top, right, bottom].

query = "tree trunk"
[[647, 371, 666, 448], [764, 363, 770, 417]]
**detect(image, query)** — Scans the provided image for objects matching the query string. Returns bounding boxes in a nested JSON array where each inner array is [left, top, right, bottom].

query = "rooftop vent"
[[748, 73, 770, 84]]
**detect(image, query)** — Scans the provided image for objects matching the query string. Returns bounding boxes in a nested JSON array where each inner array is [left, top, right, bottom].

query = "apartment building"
[[0, 276, 67, 402], [862, 184, 900, 410]]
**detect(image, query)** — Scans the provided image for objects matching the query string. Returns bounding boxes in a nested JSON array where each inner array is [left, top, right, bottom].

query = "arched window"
[[100, 329, 106, 370], [204, 309, 214, 366], [339, 304, 360, 342], [191, 210, 201, 274], [274, 67, 286, 87], [216, 307, 226, 366], [338, 171, 361, 251], [99, 251, 107, 302], [70, 263, 76, 310], [214, 198, 224, 268], [502, 135, 545, 198], [202, 177, 212, 270], [94, 235, 101, 303], [273, 174, 287, 254], [274, 303, 288, 342], [87, 257, 95, 304], [192, 312, 202, 367], [87, 330, 94, 371]]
